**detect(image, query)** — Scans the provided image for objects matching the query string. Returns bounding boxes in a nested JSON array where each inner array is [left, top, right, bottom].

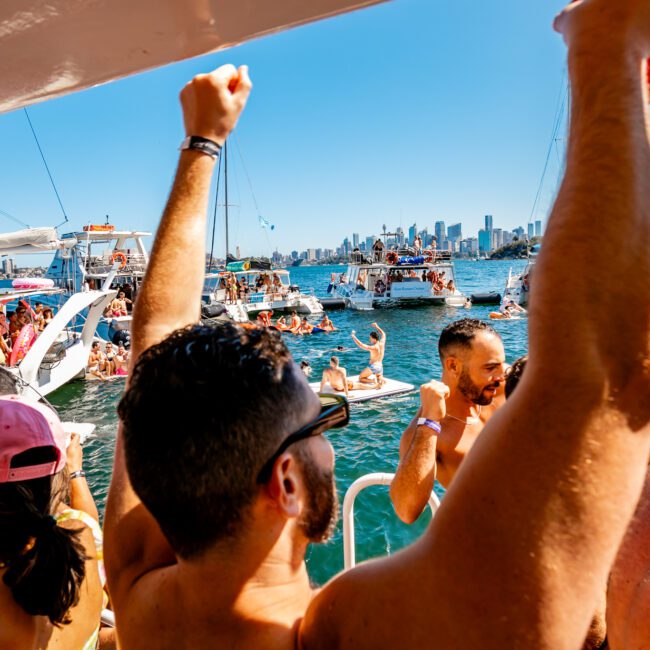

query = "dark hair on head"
[[505, 355, 528, 399], [0, 452, 86, 626], [438, 318, 499, 360], [0, 367, 19, 396], [330, 356, 339, 366], [43, 309, 53, 318], [118, 323, 313, 559], [370, 331, 379, 341]]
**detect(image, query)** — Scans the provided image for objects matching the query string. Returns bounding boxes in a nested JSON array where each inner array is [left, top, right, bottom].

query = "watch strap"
[[416, 418, 441, 434], [180, 136, 222, 159]]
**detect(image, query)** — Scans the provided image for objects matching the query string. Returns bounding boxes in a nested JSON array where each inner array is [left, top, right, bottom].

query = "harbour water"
[[42, 259, 528, 586]]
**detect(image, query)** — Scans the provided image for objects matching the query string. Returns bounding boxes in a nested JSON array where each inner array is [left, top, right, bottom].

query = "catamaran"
[[334, 247, 466, 310], [501, 243, 540, 309]]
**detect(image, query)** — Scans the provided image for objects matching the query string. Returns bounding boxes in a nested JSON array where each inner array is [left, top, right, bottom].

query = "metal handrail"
[[342, 472, 441, 570]]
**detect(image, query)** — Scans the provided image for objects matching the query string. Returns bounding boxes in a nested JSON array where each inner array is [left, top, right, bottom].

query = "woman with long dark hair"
[[0, 396, 104, 649]]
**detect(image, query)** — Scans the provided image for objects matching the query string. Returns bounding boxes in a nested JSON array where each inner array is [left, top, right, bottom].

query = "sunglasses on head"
[[256, 393, 349, 484]]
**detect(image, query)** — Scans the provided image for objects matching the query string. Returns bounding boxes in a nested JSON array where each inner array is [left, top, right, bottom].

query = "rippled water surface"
[[48, 260, 529, 586]]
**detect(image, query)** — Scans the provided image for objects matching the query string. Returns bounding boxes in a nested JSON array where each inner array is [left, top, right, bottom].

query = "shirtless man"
[[109, 291, 132, 317], [320, 356, 349, 397], [391, 319, 505, 522], [318, 315, 335, 332], [288, 310, 301, 333], [87, 341, 107, 380], [297, 317, 313, 335], [257, 310, 273, 327], [106, 16, 650, 647], [351, 322, 385, 388]]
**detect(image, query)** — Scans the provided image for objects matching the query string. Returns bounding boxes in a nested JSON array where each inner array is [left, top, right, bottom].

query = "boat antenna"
[[208, 150, 223, 270], [224, 140, 229, 258], [23, 108, 69, 227]]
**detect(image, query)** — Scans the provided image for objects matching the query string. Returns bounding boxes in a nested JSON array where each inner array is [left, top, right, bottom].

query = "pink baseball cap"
[[0, 395, 67, 483]]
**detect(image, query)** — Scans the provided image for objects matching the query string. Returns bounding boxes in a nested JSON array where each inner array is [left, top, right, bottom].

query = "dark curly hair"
[[118, 323, 314, 558], [438, 319, 499, 360], [505, 355, 528, 399], [0, 457, 86, 626]]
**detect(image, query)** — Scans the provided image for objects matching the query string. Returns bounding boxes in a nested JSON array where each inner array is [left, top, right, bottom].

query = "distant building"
[[502, 231, 513, 245], [307, 248, 317, 261], [365, 236, 375, 252], [434, 221, 446, 250], [342, 238, 351, 255], [513, 226, 525, 239], [527, 223, 535, 240], [485, 214, 494, 231], [478, 229, 491, 253], [447, 223, 462, 242], [290, 250, 299, 260], [315, 248, 323, 260], [300, 250, 308, 259], [534, 220, 542, 237], [395, 227, 405, 247], [272, 251, 282, 263], [2, 258, 14, 275], [492, 228, 503, 249], [352, 233, 360, 248], [408, 224, 417, 246]]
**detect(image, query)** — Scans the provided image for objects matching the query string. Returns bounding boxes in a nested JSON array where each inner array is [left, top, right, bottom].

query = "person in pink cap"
[[0, 395, 106, 649]]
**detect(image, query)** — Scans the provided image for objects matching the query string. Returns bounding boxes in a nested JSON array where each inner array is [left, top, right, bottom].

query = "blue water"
[[15, 260, 529, 586]]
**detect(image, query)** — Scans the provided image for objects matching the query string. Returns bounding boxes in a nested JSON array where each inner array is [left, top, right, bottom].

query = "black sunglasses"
[[256, 393, 349, 483]]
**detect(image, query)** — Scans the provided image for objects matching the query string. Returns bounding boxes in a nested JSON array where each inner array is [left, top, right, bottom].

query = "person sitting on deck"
[[109, 292, 132, 317], [115, 344, 130, 377], [105, 21, 650, 648], [87, 342, 107, 381], [320, 356, 349, 397], [40, 308, 54, 330], [446, 279, 455, 292]]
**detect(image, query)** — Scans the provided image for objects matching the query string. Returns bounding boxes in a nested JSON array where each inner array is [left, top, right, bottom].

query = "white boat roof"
[[206, 269, 289, 278], [67, 230, 152, 240], [0, 287, 64, 302], [0, 0, 388, 114], [0, 227, 71, 255]]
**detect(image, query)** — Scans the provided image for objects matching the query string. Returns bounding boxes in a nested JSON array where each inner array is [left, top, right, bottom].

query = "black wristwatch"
[[179, 136, 222, 159]]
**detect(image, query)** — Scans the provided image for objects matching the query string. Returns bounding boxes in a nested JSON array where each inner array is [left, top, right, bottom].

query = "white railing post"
[[342, 472, 440, 570]]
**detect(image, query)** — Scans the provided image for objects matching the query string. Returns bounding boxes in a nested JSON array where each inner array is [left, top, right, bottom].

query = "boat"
[[204, 266, 323, 320], [45, 227, 151, 340], [501, 243, 540, 309], [333, 248, 465, 310], [292, 258, 305, 267]]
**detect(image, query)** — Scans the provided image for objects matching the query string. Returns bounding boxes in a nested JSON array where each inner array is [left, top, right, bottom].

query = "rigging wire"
[[208, 152, 223, 269], [232, 132, 273, 255], [528, 70, 569, 225], [0, 207, 30, 229], [23, 108, 69, 227]]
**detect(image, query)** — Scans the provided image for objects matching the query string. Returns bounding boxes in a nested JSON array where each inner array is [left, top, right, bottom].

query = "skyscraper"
[[352, 233, 360, 248], [447, 223, 462, 242], [527, 223, 535, 240], [365, 236, 375, 252], [478, 229, 491, 253], [534, 220, 542, 237], [434, 221, 446, 247], [485, 215, 494, 232], [408, 223, 417, 246]]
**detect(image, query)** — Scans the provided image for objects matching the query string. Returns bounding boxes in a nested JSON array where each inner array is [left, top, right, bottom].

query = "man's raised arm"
[[303, 3, 650, 648], [104, 65, 252, 599]]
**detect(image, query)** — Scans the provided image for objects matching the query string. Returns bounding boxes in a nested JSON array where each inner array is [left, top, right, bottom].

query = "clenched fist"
[[419, 380, 450, 423], [180, 64, 253, 146]]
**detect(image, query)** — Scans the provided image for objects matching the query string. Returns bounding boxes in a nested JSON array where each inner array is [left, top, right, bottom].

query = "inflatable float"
[[310, 375, 415, 403], [9, 323, 37, 366], [12, 277, 55, 290]]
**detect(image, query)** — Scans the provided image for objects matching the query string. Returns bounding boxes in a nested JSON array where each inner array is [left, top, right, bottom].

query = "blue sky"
[[0, 0, 568, 262]]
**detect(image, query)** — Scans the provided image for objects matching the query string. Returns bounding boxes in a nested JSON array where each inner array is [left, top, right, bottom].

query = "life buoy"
[[386, 251, 398, 265], [423, 250, 434, 263], [111, 252, 127, 269], [9, 324, 37, 366]]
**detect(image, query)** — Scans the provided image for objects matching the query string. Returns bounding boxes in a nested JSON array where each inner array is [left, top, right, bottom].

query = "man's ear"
[[444, 355, 461, 377], [264, 453, 302, 518]]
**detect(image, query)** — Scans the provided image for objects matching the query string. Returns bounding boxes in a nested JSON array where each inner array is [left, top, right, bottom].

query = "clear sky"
[[0, 0, 568, 262]]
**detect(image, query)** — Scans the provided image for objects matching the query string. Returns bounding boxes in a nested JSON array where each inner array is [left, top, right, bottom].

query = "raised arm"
[[105, 65, 252, 600], [371, 321, 385, 340], [350, 330, 371, 351], [303, 3, 650, 648]]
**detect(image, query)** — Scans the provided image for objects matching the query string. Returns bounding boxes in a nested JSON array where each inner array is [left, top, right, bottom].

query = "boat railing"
[[86, 252, 147, 276], [343, 472, 440, 570]]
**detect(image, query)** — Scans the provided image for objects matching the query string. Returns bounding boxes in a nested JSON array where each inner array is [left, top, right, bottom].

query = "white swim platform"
[[310, 375, 415, 403]]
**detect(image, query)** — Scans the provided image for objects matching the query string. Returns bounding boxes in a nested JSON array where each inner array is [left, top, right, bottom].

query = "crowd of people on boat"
[[253, 309, 336, 335], [220, 271, 287, 303], [0, 302, 56, 366], [1, 11, 650, 647], [331, 267, 456, 297], [86, 340, 129, 380]]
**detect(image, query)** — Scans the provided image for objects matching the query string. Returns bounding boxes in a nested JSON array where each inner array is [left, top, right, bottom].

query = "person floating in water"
[[351, 322, 386, 389], [317, 315, 335, 332]]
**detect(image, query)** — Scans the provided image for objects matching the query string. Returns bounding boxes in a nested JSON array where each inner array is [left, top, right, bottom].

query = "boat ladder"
[[342, 472, 440, 570]]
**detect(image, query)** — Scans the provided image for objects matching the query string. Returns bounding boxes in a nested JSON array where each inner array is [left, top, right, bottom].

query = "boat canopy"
[[0, 227, 75, 256], [0, 0, 388, 114]]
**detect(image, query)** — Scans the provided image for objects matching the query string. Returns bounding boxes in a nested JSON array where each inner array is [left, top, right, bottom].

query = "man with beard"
[[391, 319, 505, 523]]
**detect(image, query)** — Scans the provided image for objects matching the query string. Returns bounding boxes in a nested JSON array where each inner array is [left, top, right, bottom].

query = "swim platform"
[[310, 375, 415, 403]]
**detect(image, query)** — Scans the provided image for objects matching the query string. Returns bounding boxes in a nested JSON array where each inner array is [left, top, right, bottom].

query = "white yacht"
[[334, 248, 465, 310], [1, 228, 115, 400], [204, 266, 323, 322], [501, 243, 540, 309], [46, 225, 150, 340]]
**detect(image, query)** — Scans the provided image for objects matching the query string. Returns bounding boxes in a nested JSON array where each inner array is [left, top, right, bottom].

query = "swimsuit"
[[369, 362, 383, 375], [55, 508, 108, 649]]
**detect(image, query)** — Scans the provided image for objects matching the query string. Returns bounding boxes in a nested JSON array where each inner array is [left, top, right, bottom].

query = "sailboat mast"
[[224, 140, 229, 258]]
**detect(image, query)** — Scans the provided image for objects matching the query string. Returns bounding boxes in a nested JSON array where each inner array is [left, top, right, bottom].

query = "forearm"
[[390, 419, 437, 524], [130, 151, 215, 362], [529, 43, 650, 381], [69, 475, 99, 522]]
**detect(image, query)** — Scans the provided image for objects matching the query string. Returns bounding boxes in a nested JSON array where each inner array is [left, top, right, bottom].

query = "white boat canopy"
[[0, 227, 76, 255], [0, 0, 389, 114]]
